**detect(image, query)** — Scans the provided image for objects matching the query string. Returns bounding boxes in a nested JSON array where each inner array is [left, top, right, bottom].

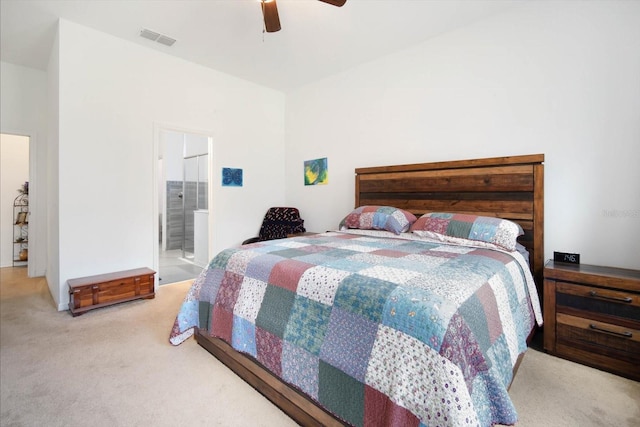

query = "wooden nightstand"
[[543, 261, 640, 380]]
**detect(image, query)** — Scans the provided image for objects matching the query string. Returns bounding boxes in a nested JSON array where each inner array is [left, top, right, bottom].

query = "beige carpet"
[[1, 267, 638, 427]]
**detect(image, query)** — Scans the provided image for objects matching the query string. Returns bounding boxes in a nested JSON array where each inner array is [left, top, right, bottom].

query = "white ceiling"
[[0, 0, 521, 92]]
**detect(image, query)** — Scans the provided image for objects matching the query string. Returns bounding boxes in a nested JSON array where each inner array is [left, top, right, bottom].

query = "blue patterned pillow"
[[410, 212, 523, 251], [339, 206, 417, 235]]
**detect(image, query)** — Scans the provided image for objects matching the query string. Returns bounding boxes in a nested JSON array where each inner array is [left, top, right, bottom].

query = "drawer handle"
[[588, 291, 632, 303], [589, 324, 632, 338]]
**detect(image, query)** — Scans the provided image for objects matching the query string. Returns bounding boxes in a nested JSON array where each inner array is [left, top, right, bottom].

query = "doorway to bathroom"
[[157, 129, 210, 285]]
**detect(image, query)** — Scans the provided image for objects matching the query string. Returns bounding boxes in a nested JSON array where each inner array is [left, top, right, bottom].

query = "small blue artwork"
[[222, 167, 243, 187]]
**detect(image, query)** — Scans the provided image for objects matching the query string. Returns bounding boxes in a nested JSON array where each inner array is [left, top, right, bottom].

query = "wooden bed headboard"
[[355, 154, 545, 290]]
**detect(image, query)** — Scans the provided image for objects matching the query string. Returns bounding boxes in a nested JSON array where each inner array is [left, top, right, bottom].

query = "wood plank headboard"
[[355, 154, 545, 290]]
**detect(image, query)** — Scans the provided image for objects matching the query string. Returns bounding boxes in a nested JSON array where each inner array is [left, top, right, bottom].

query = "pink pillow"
[[339, 206, 417, 235]]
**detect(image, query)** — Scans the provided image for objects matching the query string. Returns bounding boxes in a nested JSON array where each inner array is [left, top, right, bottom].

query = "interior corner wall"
[[0, 61, 48, 278], [284, 0, 640, 270], [55, 19, 285, 310], [46, 28, 60, 308]]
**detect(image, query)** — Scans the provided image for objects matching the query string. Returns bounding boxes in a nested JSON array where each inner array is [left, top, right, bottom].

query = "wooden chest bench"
[[68, 267, 156, 316]]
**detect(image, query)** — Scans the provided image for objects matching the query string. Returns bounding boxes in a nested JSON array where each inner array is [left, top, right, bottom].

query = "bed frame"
[[196, 154, 545, 427]]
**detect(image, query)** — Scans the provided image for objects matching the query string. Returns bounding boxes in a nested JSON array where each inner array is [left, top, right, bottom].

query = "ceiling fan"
[[261, 0, 347, 33]]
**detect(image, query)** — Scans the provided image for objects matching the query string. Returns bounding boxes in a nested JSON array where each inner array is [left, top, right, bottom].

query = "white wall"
[[46, 30, 60, 305], [285, 1, 640, 270], [0, 134, 29, 267], [51, 20, 286, 310]]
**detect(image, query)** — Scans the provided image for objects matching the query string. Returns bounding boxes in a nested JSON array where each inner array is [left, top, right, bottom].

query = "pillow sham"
[[339, 206, 417, 235], [410, 212, 523, 251]]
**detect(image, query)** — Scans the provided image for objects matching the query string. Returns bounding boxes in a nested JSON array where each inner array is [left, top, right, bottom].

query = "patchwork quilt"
[[170, 231, 542, 427]]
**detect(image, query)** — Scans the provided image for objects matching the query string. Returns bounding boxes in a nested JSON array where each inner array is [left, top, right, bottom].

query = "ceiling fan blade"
[[261, 0, 281, 33], [318, 0, 347, 6]]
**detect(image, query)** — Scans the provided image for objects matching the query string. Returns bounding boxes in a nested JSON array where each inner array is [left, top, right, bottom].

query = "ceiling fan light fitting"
[[318, 0, 347, 6], [260, 0, 345, 34], [261, 0, 281, 33]]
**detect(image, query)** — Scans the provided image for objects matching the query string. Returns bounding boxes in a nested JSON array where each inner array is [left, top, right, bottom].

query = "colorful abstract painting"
[[304, 157, 328, 186], [222, 168, 243, 187]]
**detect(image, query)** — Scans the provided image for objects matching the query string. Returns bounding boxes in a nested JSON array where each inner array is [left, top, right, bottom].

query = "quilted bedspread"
[[170, 231, 542, 427]]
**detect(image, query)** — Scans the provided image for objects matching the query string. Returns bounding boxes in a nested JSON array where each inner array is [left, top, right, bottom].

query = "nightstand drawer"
[[555, 281, 640, 327], [556, 313, 640, 363]]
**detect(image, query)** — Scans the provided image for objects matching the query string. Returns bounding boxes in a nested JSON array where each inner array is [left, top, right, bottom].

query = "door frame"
[[0, 130, 42, 277]]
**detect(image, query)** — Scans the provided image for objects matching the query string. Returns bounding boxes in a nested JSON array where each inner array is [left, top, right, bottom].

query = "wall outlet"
[[554, 251, 580, 264]]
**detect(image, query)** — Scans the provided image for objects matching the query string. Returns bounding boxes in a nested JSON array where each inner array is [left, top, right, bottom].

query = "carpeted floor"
[[1, 267, 638, 427]]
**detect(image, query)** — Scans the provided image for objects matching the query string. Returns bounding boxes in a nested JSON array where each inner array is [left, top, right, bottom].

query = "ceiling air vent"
[[139, 28, 176, 47], [156, 35, 176, 47], [140, 29, 161, 41]]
